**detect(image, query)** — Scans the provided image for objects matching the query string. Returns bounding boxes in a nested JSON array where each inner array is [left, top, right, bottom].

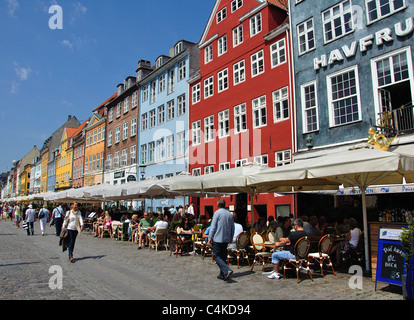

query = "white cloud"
[[61, 39, 74, 50], [10, 81, 19, 94], [13, 62, 32, 81], [69, 1, 87, 24], [5, 0, 20, 17]]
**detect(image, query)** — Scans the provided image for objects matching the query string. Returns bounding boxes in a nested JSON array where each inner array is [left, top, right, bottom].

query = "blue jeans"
[[212, 242, 231, 277], [67, 230, 78, 256], [271, 251, 295, 265]]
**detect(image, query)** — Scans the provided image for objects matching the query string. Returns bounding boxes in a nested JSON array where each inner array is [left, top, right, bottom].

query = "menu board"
[[375, 226, 407, 289]]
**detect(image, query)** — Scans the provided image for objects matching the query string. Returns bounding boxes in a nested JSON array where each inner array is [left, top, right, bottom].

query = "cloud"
[[10, 81, 19, 94], [13, 62, 32, 81], [5, 0, 20, 17], [61, 39, 74, 50], [70, 1, 87, 24]]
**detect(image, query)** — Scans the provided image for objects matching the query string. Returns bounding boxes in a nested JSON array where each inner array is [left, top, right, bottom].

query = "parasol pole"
[[361, 187, 370, 272]]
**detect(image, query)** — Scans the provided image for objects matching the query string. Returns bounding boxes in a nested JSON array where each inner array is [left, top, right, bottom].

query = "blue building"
[[289, 0, 414, 159], [137, 40, 200, 212]]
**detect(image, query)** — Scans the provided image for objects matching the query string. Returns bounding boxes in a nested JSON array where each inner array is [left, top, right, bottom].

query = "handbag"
[[22, 222, 28, 230]]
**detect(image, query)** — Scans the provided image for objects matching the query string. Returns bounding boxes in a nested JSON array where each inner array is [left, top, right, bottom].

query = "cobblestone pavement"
[[0, 219, 403, 302]]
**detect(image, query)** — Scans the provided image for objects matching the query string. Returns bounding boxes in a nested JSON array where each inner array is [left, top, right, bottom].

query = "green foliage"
[[401, 220, 414, 269]]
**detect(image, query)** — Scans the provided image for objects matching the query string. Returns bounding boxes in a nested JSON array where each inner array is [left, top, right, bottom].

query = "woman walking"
[[38, 205, 50, 236], [63, 202, 84, 263]]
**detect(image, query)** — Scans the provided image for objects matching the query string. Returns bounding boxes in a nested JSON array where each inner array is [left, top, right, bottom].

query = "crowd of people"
[[1, 201, 363, 280]]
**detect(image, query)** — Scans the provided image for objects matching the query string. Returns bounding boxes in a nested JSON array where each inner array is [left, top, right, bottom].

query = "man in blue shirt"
[[208, 199, 235, 281]]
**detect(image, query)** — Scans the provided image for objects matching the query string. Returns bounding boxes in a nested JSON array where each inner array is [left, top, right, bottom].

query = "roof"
[[71, 119, 89, 138], [267, 0, 288, 11], [93, 92, 117, 113]]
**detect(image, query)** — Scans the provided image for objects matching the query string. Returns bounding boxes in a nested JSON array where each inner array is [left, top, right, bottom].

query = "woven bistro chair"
[[250, 232, 272, 272], [308, 234, 336, 276], [227, 231, 251, 269], [283, 236, 314, 283]]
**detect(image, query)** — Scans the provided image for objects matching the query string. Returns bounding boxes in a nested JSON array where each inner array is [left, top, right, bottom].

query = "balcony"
[[374, 104, 414, 136]]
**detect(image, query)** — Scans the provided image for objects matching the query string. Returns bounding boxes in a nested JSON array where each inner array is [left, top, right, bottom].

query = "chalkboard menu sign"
[[375, 226, 407, 290]]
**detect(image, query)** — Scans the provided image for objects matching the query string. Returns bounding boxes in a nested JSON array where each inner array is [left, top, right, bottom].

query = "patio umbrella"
[[247, 146, 414, 271]]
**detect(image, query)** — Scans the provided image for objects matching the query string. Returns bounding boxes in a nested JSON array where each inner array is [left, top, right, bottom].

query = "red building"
[[188, 0, 295, 226]]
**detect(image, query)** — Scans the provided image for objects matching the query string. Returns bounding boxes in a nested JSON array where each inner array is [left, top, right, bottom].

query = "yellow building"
[[19, 164, 31, 196], [40, 148, 49, 194], [55, 127, 78, 191]]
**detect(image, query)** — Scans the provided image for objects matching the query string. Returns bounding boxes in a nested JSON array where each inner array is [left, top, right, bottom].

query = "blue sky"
[[0, 0, 214, 174]]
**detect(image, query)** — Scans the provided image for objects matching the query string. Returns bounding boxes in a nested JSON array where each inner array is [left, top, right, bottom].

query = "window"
[[131, 118, 137, 137], [231, 0, 243, 12], [205, 165, 215, 174], [174, 41, 183, 55], [108, 130, 113, 147], [177, 94, 186, 116], [275, 150, 291, 167], [150, 81, 156, 104], [141, 144, 147, 164], [250, 13, 262, 37], [322, 0, 354, 43], [205, 45, 213, 64], [116, 103, 121, 118], [328, 66, 361, 126], [234, 103, 247, 134], [142, 85, 149, 102], [105, 155, 112, 170], [273, 87, 289, 122], [298, 18, 315, 55], [149, 109, 156, 128], [102, 126, 105, 141], [109, 108, 113, 122], [178, 60, 186, 81], [251, 50, 264, 77], [167, 100, 175, 121], [159, 73, 166, 92], [192, 168, 201, 176], [218, 69, 228, 92], [166, 135, 174, 159], [121, 149, 127, 167], [148, 142, 155, 163], [192, 83, 201, 104], [254, 154, 268, 166], [204, 76, 214, 98], [366, 0, 405, 23], [233, 25, 243, 47], [270, 39, 286, 68], [218, 109, 230, 138], [97, 127, 101, 141], [114, 152, 120, 169], [235, 158, 248, 167], [204, 115, 215, 142], [115, 126, 120, 144], [376, 51, 409, 88], [301, 81, 319, 133], [158, 105, 165, 124], [132, 91, 138, 108], [142, 113, 148, 131], [123, 122, 128, 140], [124, 97, 129, 113], [219, 162, 230, 171], [217, 7, 227, 23], [168, 69, 175, 94], [192, 121, 201, 146], [177, 131, 185, 156], [130, 146, 136, 165], [156, 138, 164, 161], [218, 35, 227, 56], [252, 96, 267, 128], [233, 60, 245, 85]]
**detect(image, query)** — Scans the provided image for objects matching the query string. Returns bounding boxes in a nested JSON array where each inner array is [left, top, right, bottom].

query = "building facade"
[[138, 40, 200, 212], [104, 78, 139, 186], [289, 0, 414, 158], [72, 119, 89, 189], [55, 127, 79, 191], [188, 0, 295, 222]]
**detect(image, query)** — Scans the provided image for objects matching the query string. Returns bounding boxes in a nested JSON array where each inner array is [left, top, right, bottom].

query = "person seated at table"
[[304, 215, 321, 237], [169, 212, 181, 231], [148, 213, 169, 246], [336, 216, 350, 236], [275, 217, 292, 242], [129, 214, 139, 241], [331, 218, 362, 266], [254, 217, 267, 233], [267, 218, 308, 280], [137, 212, 153, 249], [178, 215, 194, 241], [96, 211, 112, 238], [227, 216, 243, 251]]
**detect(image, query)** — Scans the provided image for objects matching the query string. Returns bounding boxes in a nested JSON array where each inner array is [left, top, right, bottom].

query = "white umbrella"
[[247, 146, 414, 271]]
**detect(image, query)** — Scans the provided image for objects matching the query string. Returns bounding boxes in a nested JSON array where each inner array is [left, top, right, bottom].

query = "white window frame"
[[131, 118, 137, 137], [322, 0, 354, 44], [251, 50, 264, 77], [204, 115, 215, 142], [218, 35, 227, 56], [115, 126, 120, 144], [275, 150, 292, 167], [297, 18, 315, 55], [177, 131, 185, 156], [233, 25, 243, 47], [234, 103, 247, 134], [250, 13, 262, 37], [205, 44, 213, 64], [192, 121, 201, 146], [218, 109, 230, 138], [192, 83, 201, 104], [366, 0, 406, 24], [252, 95, 267, 128], [270, 39, 286, 68], [142, 113, 148, 131], [167, 100, 175, 121], [204, 76, 214, 99], [149, 109, 156, 128], [219, 162, 230, 171], [233, 60, 245, 85], [273, 87, 289, 123], [301, 81, 320, 133], [218, 68, 229, 93], [177, 94, 186, 116], [253, 154, 268, 166], [178, 60, 186, 81], [158, 105, 165, 125], [122, 122, 128, 141]]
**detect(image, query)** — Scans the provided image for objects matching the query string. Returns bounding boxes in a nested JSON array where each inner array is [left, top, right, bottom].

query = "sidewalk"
[[0, 219, 403, 300]]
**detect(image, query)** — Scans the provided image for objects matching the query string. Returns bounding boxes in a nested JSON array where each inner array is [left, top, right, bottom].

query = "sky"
[[0, 0, 215, 174]]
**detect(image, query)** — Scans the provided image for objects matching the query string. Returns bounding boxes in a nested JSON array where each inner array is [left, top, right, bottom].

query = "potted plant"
[[401, 216, 413, 300]]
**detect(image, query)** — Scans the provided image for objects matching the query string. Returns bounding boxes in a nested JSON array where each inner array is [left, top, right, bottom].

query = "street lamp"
[[139, 163, 147, 181]]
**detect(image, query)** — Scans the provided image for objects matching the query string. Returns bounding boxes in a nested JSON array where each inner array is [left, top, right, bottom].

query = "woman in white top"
[[63, 202, 84, 263], [347, 218, 362, 249]]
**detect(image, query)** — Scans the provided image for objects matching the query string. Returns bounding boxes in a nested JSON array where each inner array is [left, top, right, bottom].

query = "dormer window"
[[156, 57, 163, 68], [174, 42, 183, 56]]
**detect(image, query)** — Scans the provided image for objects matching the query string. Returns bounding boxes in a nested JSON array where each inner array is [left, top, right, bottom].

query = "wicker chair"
[[308, 234, 336, 276], [227, 231, 251, 269], [250, 232, 272, 272], [149, 227, 168, 251], [283, 236, 314, 283]]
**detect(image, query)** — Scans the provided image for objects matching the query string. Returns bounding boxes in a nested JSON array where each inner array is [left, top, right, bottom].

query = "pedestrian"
[[38, 205, 50, 236], [14, 203, 22, 229], [52, 203, 65, 236], [208, 199, 235, 281], [24, 204, 37, 236], [62, 202, 84, 263]]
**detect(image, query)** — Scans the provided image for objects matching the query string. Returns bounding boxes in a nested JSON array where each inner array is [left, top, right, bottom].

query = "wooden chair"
[[266, 230, 276, 243], [227, 231, 251, 269], [250, 232, 272, 272], [149, 227, 168, 251], [308, 234, 336, 276], [283, 237, 314, 283], [110, 221, 122, 240], [174, 227, 193, 257], [169, 230, 178, 256]]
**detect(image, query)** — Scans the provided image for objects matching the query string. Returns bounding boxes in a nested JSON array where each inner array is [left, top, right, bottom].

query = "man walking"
[[208, 199, 235, 281], [24, 204, 37, 236], [52, 204, 65, 236]]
